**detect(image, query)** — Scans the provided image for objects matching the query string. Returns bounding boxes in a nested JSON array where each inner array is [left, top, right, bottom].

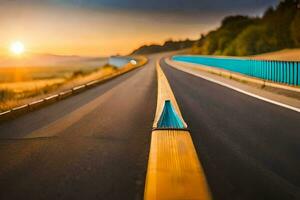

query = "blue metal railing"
[[172, 55, 300, 86]]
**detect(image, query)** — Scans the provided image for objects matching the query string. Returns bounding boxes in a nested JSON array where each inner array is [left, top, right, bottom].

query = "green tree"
[[291, 10, 300, 47], [224, 25, 278, 56]]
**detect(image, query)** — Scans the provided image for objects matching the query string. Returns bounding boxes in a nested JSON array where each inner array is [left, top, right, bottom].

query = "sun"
[[10, 41, 25, 55]]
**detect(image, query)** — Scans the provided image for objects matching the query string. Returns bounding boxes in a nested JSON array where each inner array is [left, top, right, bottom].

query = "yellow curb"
[[144, 60, 212, 200], [153, 60, 187, 128]]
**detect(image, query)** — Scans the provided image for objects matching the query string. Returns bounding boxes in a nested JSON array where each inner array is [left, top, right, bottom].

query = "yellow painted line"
[[145, 130, 212, 200], [144, 60, 212, 200], [153, 60, 187, 128]]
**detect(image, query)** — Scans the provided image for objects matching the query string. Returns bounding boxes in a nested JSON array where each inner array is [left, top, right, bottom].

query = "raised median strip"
[[153, 61, 187, 129], [0, 56, 148, 122], [144, 61, 211, 200]]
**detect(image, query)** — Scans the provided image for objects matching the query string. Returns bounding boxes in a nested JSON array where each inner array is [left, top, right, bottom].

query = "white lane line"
[[73, 85, 85, 90], [167, 59, 300, 113], [12, 105, 28, 111], [0, 110, 11, 116], [44, 94, 59, 101]]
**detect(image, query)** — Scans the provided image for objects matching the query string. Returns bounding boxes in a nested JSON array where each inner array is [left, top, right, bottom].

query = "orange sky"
[[0, 0, 275, 57], [0, 2, 221, 57]]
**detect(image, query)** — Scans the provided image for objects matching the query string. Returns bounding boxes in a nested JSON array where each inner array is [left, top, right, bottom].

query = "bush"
[[224, 25, 279, 56]]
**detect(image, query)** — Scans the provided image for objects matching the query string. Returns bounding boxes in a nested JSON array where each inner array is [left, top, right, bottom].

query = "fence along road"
[[173, 55, 300, 86]]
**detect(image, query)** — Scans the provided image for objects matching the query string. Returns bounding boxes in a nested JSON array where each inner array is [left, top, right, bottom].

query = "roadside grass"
[[0, 65, 115, 112], [250, 48, 300, 61], [0, 56, 146, 112]]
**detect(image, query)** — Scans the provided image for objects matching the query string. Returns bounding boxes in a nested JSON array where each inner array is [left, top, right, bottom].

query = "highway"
[[0, 56, 157, 200], [0, 54, 299, 200], [160, 59, 300, 200]]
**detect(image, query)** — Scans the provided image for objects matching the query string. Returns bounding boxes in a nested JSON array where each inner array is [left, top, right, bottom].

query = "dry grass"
[[250, 49, 300, 61], [0, 79, 65, 93], [0, 65, 114, 112]]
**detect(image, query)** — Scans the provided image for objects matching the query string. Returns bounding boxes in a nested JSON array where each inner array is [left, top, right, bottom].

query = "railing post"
[[278, 61, 280, 83], [276, 61, 278, 83], [290, 62, 294, 85], [266, 60, 272, 80], [287, 62, 290, 84], [264, 60, 269, 80], [260, 61, 262, 79], [249, 60, 252, 76], [265, 61, 268, 80], [283, 62, 286, 84], [283, 61, 286, 84], [288, 62, 291, 84], [270, 61, 273, 81], [296, 61, 300, 86], [262, 60, 266, 79], [266, 61, 269, 80], [269, 61, 272, 81], [272, 61, 274, 82], [254, 60, 257, 78], [281, 61, 284, 84], [261, 60, 266, 79], [287, 62, 291, 85], [274, 61, 276, 82]]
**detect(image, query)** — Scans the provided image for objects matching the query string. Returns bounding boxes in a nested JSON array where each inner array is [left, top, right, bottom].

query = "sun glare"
[[10, 41, 25, 55]]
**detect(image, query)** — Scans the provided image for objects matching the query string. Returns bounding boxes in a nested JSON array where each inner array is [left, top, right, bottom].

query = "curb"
[[0, 57, 148, 123]]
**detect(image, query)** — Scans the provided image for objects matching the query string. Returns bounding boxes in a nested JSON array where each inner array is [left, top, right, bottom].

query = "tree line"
[[192, 0, 300, 56]]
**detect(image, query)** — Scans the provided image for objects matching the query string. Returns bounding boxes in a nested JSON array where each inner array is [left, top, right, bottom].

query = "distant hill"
[[191, 0, 300, 56], [131, 39, 195, 55]]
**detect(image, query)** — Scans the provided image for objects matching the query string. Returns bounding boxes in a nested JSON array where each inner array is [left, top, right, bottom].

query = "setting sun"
[[10, 41, 25, 55]]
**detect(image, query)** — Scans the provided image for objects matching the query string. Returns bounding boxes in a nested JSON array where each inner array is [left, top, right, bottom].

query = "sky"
[[0, 0, 278, 57]]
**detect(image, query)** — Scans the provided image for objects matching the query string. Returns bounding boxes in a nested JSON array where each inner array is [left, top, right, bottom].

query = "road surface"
[[160, 59, 300, 200], [0, 56, 157, 200]]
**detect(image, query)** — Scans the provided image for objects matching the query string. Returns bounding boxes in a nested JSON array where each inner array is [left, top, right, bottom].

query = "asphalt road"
[[160, 59, 300, 200], [0, 57, 157, 200], [1, 54, 300, 200]]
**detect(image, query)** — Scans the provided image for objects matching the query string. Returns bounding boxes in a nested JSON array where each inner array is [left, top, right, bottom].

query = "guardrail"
[[173, 55, 300, 86]]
